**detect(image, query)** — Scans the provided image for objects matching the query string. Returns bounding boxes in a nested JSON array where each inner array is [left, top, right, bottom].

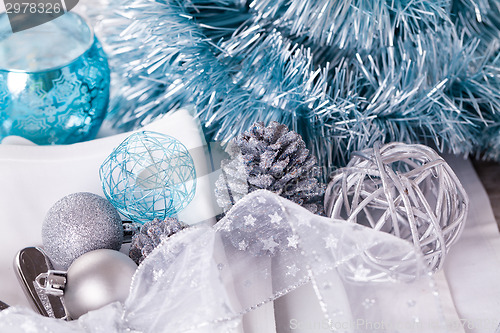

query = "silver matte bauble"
[[42, 192, 124, 269], [63, 249, 137, 319]]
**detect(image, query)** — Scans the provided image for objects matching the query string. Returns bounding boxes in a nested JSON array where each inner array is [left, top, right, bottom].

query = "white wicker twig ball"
[[324, 142, 469, 272]]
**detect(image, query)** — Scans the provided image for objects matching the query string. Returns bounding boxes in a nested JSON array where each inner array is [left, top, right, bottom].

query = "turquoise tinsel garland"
[[82, 0, 500, 176]]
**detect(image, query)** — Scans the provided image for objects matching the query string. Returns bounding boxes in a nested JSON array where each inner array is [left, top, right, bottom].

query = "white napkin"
[[0, 108, 217, 307]]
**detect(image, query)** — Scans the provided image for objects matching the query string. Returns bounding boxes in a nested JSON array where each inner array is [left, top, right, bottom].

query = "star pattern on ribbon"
[[238, 240, 248, 251], [287, 234, 299, 249], [362, 298, 376, 309], [269, 212, 283, 224], [262, 236, 279, 253], [324, 234, 338, 250], [217, 220, 232, 232], [297, 218, 311, 227], [153, 268, 165, 282], [286, 264, 300, 277], [353, 264, 371, 282], [244, 214, 256, 227]]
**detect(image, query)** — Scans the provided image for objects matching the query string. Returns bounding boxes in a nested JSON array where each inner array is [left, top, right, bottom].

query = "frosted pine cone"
[[215, 122, 325, 214], [129, 217, 187, 264]]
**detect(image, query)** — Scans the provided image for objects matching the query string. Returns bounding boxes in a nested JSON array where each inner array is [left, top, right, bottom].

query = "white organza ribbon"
[[0, 190, 447, 332]]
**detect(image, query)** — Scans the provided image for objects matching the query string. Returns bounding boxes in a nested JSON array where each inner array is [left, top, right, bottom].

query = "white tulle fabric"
[[0, 190, 447, 332]]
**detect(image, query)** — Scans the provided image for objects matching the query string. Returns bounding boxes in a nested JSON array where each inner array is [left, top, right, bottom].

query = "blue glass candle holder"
[[0, 12, 110, 145]]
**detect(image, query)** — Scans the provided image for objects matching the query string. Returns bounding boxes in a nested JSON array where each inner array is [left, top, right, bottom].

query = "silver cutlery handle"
[[14, 247, 68, 319]]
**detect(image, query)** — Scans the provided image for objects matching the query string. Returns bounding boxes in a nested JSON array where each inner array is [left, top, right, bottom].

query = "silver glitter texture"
[[215, 121, 325, 215], [129, 217, 188, 264], [42, 192, 123, 270]]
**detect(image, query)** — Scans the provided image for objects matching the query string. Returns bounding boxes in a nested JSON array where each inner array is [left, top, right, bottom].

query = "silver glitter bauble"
[[63, 249, 137, 319], [42, 192, 123, 270]]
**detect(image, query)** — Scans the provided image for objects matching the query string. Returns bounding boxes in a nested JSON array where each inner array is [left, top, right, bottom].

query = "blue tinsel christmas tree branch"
[[82, 0, 500, 176]]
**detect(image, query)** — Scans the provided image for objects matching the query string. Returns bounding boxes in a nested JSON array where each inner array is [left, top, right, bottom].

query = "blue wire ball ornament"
[[99, 131, 196, 224]]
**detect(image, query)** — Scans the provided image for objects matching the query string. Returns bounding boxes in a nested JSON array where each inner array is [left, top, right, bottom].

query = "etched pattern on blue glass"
[[0, 37, 110, 144]]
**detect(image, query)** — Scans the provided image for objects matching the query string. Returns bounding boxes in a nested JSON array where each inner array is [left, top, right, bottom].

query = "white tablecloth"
[[1, 127, 499, 332], [241, 155, 500, 333], [443, 155, 500, 333]]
